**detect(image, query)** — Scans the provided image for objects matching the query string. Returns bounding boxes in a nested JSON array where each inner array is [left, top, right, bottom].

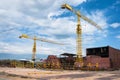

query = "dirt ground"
[[0, 67, 120, 80]]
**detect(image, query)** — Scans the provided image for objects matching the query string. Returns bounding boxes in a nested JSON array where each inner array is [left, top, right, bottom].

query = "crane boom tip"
[[61, 4, 72, 11]]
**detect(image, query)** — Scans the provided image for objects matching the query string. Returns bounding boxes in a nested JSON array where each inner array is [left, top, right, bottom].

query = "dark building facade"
[[60, 53, 76, 69], [86, 46, 120, 69], [87, 46, 109, 57]]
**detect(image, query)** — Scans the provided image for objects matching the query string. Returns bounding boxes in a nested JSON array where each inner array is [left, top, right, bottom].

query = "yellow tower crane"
[[61, 4, 102, 67], [19, 34, 63, 62]]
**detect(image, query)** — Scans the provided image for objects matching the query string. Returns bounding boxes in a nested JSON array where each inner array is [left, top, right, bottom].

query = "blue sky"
[[0, 0, 120, 59]]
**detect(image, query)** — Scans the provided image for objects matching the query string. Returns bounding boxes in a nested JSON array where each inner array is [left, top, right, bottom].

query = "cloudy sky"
[[0, 0, 120, 59]]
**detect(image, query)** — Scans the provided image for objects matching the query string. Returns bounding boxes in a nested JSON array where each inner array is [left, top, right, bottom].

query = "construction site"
[[0, 46, 120, 80], [1, 45, 120, 70], [0, 2, 120, 80]]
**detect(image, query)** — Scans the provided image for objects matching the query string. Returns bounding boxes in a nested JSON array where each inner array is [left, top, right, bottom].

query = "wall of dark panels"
[[86, 46, 109, 57]]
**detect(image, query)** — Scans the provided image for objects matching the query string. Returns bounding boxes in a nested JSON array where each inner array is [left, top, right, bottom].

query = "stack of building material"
[[46, 55, 61, 69]]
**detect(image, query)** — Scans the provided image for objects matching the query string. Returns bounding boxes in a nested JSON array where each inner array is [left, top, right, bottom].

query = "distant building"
[[86, 46, 120, 69]]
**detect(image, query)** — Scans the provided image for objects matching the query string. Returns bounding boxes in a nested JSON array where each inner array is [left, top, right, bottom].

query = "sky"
[[0, 0, 120, 59]]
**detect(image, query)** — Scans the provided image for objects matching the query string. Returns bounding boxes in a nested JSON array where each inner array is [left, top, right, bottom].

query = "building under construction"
[[2, 46, 119, 70], [59, 53, 76, 70], [85, 46, 120, 69], [44, 46, 120, 70], [54, 46, 120, 70], [46, 55, 61, 69]]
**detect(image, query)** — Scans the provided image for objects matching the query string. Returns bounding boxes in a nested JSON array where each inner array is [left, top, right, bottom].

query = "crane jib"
[[62, 3, 102, 30]]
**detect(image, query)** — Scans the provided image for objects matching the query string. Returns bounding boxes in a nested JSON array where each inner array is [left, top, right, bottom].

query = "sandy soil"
[[0, 67, 120, 80]]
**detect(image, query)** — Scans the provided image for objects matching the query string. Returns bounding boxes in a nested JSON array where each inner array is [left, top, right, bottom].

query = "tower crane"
[[19, 34, 63, 62], [61, 4, 102, 67]]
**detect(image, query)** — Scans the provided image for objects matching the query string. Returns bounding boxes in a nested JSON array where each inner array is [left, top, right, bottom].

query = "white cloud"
[[0, 41, 65, 55], [0, 42, 31, 54], [0, 0, 21, 10], [81, 10, 108, 42], [0, 0, 108, 58], [110, 23, 120, 28], [61, 0, 87, 6], [116, 35, 120, 39]]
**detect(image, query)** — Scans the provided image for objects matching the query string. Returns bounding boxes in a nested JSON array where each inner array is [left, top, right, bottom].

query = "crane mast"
[[19, 34, 63, 63], [76, 16, 83, 63], [32, 37, 36, 61], [61, 4, 101, 67]]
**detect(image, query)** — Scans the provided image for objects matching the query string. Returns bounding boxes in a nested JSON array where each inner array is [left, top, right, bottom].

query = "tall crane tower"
[[61, 4, 102, 66], [19, 34, 63, 62]]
